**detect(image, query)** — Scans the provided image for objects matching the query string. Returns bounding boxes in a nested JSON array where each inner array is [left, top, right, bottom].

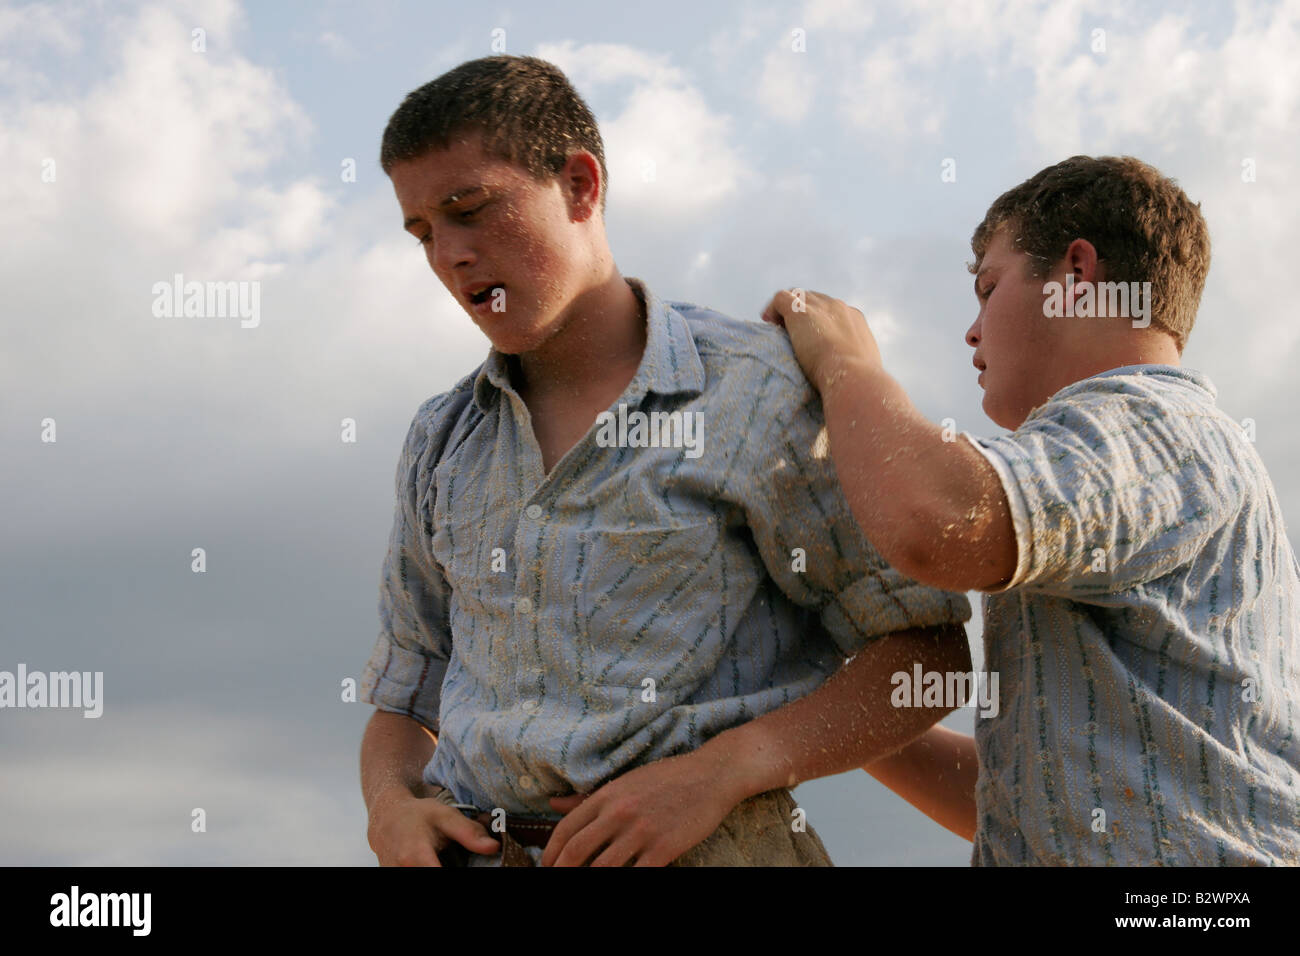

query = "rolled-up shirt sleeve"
[[359, 402, 455, 733], [745, 364, 972, 658], [963, 385, 1238, 599]]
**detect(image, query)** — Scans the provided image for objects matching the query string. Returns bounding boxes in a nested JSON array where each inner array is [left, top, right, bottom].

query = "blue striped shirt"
[[966, 365, 1300, 865], [361, 278, 971, 815]]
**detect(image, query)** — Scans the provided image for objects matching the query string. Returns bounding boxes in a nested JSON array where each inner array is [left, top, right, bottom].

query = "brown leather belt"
[[474, 812, 558, 849], [433, 811, 555, 866]]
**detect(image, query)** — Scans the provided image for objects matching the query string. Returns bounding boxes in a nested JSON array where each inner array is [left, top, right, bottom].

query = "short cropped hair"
[[380, 55, 609, 213], [969, 155, 1210, 350]]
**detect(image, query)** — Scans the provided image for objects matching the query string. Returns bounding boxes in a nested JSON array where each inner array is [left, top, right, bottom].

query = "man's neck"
[[511, 273, 647, 404], [1055, 326, 1182, 389]]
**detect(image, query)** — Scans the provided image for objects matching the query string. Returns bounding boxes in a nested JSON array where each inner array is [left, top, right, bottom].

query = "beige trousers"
[[669, 788, 833, 866]]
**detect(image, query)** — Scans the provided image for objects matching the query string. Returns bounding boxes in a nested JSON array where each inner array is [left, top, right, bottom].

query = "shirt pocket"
[[577, 515, 723, 687]]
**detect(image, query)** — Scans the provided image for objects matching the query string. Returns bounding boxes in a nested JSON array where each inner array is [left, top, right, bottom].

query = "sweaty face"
[[964, 229, 1063, 430], [389, 133, 591, 355]]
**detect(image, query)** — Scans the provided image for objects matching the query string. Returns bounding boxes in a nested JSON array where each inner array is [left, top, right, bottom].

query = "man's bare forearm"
[[697, 623, 972, 806], [864, 724, 978, 841], [360, 710, 438, 815], [819, 358, 1015, 591]]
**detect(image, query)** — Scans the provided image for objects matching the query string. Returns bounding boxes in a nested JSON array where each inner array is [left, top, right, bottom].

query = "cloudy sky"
[[2, 0, 1297, 865]]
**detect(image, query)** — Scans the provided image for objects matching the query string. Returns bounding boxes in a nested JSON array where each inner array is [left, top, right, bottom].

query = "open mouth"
[[469, 284, 504, 306]]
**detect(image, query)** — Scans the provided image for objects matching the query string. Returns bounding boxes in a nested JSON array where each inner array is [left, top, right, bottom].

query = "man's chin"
[[482, 318, 568, 357], [982, 391, 1012, 431], [982, 393, 1030, 432], [474, 319, 534, 355], [485, 334, 551, 359]]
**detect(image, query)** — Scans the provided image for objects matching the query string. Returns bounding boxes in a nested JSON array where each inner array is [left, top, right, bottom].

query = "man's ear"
[[1063, 237, 1102, 285], [561, 151, 602, 222], [1059, 237, 1102, 314]]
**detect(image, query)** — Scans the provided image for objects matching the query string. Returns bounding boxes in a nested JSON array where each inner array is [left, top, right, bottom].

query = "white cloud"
[[750, 0, 876, 123], [803, 0, 876, 32], [1011, 1, 1300, 387], [754, 0, 1300, 393], [841, 46, 946, 140], [0, 4, 408, 404], [757, 45, 817, 123], [0, 2, 323, 254], [705, 5, 778, 69], [0, 0, 82, 99], [318, 29, 357, 61], [536, 40, 685, 89], [534, 40, 752, 217], [0, 0, 500, 517]]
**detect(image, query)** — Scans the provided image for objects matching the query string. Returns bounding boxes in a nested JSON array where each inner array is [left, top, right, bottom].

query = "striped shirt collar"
[[471, 277, 707, 414], [1086, 363, 1216, 398]]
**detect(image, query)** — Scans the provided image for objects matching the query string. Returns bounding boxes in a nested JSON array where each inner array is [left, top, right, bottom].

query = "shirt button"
[[521, 699, 540, 713], [525, 504, 542, 520], [517, 597, 533, 614], [518, 775, 535, 790]]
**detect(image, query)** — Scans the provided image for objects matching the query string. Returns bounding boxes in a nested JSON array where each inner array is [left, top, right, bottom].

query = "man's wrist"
[[815, 353, 885, 400], [368, 781, 428, 821], [694, 721, 791, 804]]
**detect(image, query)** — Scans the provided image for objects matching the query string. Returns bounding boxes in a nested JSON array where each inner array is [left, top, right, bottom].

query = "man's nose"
[[964, 319, 980, 347], [432, 229, 475, 272]]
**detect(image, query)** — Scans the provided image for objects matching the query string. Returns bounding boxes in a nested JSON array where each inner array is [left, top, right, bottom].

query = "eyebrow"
[[973, 266, 992, 294], [402, 186, 488, 229]]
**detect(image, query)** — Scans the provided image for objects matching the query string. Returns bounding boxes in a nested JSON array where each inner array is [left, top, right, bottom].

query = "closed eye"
[[412, 203, 488, 246]]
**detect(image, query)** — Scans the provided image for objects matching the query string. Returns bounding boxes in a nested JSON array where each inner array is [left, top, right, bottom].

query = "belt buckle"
[[452, 803, 549, 866]]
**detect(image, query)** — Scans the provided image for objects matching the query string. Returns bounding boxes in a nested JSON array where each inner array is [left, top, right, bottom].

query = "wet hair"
[[970, 155, 1210, 350], [380, 55, 608, 212]]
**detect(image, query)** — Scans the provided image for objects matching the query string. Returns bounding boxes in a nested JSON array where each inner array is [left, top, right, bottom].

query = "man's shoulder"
[[1038, 364, 1215, 413], [996, 364, 1263, 530], [416, 364, 480, 417], [666, 298, 809, 395], [399, 364, 485, 468], [1022, 364, 1236, 443]]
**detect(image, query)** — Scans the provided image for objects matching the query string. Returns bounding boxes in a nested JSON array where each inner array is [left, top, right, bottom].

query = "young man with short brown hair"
[[359, 55, 973, 867], [766, 155, 1300, 865]]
